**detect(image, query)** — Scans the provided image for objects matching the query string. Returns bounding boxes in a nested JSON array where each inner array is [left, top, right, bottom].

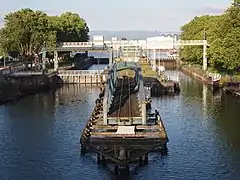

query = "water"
[[87, 64, 107, 70], [0, 69, 240, 180], [88, 52, 108, 58]]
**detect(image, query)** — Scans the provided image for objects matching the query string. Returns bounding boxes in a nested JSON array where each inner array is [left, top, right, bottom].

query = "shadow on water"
[[0, 70, 240, 180]]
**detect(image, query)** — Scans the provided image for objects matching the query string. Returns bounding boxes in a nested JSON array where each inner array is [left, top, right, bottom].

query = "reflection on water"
[[202, 84, 208, 117], [0, 71, 240, 180]]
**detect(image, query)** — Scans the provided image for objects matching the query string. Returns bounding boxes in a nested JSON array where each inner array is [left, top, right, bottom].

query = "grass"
[[117, 69, 135, 77], [140, 63, 171, 82], [140, 63, 159, 78]]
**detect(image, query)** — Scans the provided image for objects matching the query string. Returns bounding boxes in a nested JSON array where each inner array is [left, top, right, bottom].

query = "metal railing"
[[56, 40, 207, 47], [176, 40, 208, 46], [58, 70, 104, 76], [42, 39, 211, 52]]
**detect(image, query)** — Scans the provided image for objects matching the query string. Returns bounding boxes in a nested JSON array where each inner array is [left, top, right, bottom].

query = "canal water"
[[0, 67, 240, 180]]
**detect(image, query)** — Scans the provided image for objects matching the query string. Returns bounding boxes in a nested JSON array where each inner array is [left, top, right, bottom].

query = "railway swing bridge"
[[80, 61, 168, 175]]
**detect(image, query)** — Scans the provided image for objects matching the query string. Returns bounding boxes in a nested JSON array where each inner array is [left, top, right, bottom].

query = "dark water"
[[0, 70, 240, 180]]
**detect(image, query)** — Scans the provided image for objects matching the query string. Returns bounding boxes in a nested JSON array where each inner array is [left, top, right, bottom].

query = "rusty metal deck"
[[108, 77, 141, 117]]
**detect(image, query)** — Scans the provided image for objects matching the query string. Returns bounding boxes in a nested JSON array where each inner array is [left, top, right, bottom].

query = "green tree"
[[0, 8, 53, 58], [0, 41, 4, 57], [180, 1, 240, 72], [0, 8, 89, 61], [180, 15, 220, 65], [49, 12, 89, 42], [209, 1, 240, 71]]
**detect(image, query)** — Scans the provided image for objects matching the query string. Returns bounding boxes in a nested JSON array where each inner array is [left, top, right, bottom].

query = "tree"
[[0, 9, 53, 58], [209, 1, 240, 71], [0, 41, 4, 57], [180, 1, 240, 72], [49, 12, 89, 42], [180, 15, 220, 65], [0, 8, 89, 61]]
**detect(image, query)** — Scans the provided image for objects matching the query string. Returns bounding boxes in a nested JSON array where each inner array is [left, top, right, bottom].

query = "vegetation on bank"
[[0, 8, 89, 60], [180, 0, 240, 74]]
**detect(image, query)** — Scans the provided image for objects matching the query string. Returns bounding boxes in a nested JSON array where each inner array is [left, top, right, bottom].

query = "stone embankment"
[[223, 82, 240, 98], [181, 63, 240, 98], [181, 65, 218, 86], [0, 56, 109, 105], [0, 72, 61, 105]]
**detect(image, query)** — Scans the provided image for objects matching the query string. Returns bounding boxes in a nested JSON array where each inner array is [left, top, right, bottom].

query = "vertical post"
[[54, 51, 58, 71], [115, 46, 118, 58], [174, 35, 177, 49], [146, 43, 149, 63], [135, 46, 137, 62], [3, 56, 5, 67], [142, 102, 146, 125], [103, 98, 108, 125], [153, 40, 156, 71], [109, 47, 113, 66], [42, 49, 46, 72], [158, 50, 161, 76], [203, 40, 207, 71]]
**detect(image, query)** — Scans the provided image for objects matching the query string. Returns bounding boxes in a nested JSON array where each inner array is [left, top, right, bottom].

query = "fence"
[[57, 70, 106, 84], [58, 70, 104, 76]]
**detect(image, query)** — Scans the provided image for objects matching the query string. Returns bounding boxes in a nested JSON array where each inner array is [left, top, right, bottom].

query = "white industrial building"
[[146, 36, 176, 49]]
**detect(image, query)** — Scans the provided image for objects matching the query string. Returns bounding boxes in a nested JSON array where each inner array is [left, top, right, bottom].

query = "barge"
[[80, 61, 168, 176]]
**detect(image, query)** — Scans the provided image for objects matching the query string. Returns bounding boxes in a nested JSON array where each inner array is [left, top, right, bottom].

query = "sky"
[[0, 0, 231, 31]]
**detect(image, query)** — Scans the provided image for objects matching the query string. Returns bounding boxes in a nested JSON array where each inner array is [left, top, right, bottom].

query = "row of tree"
[[180, 0, 240, 72], [0, 8, 89, 59]]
